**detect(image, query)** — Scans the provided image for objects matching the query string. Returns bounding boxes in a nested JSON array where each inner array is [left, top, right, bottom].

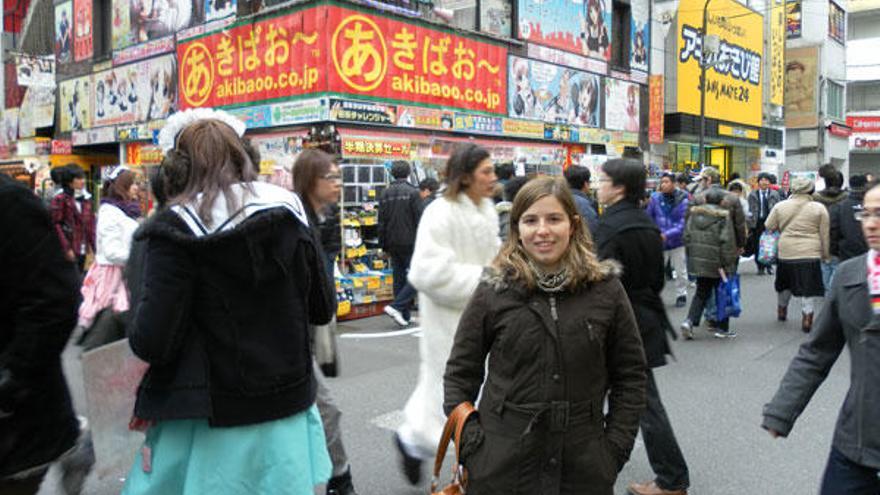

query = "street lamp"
[[697, 0, 721, 169]]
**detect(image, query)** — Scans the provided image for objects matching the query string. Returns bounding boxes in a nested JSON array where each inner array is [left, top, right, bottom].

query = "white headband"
[[157, 108, 246, 153], [107, 165, 129, 181]]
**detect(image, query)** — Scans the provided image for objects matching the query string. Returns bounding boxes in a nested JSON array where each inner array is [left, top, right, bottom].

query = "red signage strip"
[[847, 116, 880, 133], [177, 5, 508, 114], [828, 122, 852, 138]]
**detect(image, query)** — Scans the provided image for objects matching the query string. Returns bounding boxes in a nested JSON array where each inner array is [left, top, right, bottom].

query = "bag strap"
[[430, 402, 477, 491]]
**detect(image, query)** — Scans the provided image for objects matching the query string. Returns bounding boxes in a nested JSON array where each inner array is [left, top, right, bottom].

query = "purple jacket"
[[646, 189, 688, 250]]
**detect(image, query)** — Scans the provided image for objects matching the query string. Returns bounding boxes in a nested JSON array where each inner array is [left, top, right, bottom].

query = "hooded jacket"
[[127, 182, 335, 427], [813, 187, 848, 210], [830, 190, 868, 262], [444, 265, 646, 495], [684, 204, 739, 277]]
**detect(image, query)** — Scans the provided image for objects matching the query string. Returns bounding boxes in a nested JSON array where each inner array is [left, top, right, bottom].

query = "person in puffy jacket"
[[646, 172, 689, 307], [681, 188, 739, 339]]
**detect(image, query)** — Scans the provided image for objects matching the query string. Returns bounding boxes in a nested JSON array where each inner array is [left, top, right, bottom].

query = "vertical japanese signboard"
[[649, 75, 664, 144], [677, 0, 763, 127], [770, 0, 785, 106], [177, 5, 508, 114], [74, 0, 93, 61]]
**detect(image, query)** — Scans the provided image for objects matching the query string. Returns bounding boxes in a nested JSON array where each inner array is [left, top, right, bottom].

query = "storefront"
[[848, 115, 880, 177]]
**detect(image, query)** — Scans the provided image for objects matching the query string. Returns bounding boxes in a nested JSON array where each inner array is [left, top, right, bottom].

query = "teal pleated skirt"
[[122, 405, 331, 495]]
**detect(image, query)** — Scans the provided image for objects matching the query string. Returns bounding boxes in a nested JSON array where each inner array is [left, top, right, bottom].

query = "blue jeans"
[[389, 249, 417, 321], [820, 447, 880, 495], [821, 258, 839, 296]]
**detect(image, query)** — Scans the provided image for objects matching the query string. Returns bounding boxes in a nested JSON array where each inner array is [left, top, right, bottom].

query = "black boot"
[[327, 467, 359, 495], [394, 432, 423, 485]]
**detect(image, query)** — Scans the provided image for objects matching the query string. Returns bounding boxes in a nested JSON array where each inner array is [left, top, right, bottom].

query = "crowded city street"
[[45, 259, 848, 495]]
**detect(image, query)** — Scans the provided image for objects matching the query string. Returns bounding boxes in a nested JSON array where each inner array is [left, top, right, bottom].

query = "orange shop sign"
[[648, 75, 664, 144], [177, 5, 508, 114]]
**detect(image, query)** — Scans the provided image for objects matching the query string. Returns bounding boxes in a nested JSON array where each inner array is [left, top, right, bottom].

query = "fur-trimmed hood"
[[479, 258, 622, 293]]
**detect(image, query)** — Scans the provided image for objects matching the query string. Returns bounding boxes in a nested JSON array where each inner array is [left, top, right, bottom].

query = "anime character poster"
[[74, 0, 93, 61], [55, 2, 73, 64], [113, 0, 202, 50], [93, 54, 177, 126], [605, 78, 639, 132], [630, 0, 650, 71], [205, 0, 236, 21], [59, 76, 91, 132], [517, 0, 611, 61], [508, 56, 602, 127]]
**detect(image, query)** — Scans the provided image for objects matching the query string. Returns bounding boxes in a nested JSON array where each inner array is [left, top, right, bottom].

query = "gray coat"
[[762, 254, 880, 469], [747, 188, 780, 228]]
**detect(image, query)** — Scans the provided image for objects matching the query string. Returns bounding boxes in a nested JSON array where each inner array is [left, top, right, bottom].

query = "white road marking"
[[339, 327, 423, 339]]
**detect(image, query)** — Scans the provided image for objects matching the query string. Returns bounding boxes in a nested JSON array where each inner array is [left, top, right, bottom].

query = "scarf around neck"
[[102, 196, 141, 220], [868, 250, 880, 315]]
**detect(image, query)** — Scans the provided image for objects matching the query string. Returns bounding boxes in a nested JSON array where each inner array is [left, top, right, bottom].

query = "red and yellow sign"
[[649, 75, 664, 144], [126, 143, 164, 166], [177, 5, 508, 114]]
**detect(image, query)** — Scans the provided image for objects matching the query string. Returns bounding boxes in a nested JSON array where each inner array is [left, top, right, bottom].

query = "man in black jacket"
[[378, 161, 423, 327], [594, 159, 689, 495], [0, 173, 81, 494], [830, 174, 869, 263]]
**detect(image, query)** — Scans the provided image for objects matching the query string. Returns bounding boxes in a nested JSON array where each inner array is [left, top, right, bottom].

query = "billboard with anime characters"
[[112, 0, 203, 50], [93, 54, 177, 127], [517, 0, 611, 61], [59, 76, 91, 132], [630, 0, 649, 72], [508, 55, 602, 127], [605, 78, 639, 132], [55, 2, 73, 64]]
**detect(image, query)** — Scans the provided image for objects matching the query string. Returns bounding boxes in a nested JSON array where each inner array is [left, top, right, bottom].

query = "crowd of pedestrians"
[[2, 107, 878, 495]]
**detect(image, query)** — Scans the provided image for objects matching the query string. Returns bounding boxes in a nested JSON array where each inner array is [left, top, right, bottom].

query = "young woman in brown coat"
[[443, 176, 647, 495]]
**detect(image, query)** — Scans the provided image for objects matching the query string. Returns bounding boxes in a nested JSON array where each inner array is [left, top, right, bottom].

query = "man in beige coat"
[[765, 176, 830, 331]]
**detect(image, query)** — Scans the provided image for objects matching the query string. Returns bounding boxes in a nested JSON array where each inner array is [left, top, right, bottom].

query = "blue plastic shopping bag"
[[715, 273, 742, 321]]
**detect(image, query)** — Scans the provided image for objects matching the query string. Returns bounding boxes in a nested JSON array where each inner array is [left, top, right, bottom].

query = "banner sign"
[[52, 139, 73, 154], [397, 106, 453, 130], [227, 105, 274, 129], [516, 0, 612, 61], [677, 0, 764, 127], [648, 75, 664, 144], [502, 118, 545, 139], [15, 54, 55, 88], [325, 5, 507, 114], [631, 0, 650, 72], [453, 113, 503, 134], [178, 5, 507, 115], [784, 46, 818, 128], [113, 0, 202, 51], [19, 86, 55, 134], [341, 136, 411, 158], [847, 116, 880, 133], [55, 2, 73, 64], [125, 142, 164, 165], [59, 76, 91, 132], [526, 44, 608, 75], [74, 0, 93, 61], [852, 135, 880, 150], [93, 54, 177, 127], [330, 99, 396, 126], [770, 0, 785, 106], [718, 124, 759, 140], [786, 0, 802, 38], [271, 98, 327, 126], [112, 37, 175, 66], [508, 56, 603, 127], [605, 78, 640, 132], [829, 1, 845, 43]]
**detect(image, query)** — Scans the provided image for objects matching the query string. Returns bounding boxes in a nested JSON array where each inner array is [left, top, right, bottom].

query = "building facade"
[[847, 1, 880, 177]]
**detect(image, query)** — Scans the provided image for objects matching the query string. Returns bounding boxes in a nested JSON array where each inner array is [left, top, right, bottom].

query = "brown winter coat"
[[443, 263, 647, 495]]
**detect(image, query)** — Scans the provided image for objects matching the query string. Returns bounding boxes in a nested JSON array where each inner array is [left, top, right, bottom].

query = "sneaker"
[[393, 433, 423, 485], [714, 329, 737, 339], [675, 295, 687, 308], [680, 320, 694, 340], [327, 467, 359, 495], [383, 305, 410, 327]]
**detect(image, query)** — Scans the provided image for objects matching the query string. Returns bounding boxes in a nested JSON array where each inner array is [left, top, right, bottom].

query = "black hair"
[[564, 166, 591, 191], [391, 160, 411, 180], [601, 158, 646, 204], [675, 173, 689, 185], [818, 164, 837, 181], [705, 187, 727, 205], [419, 178, 439, 193], [149, 167, 169, 208], [825, 170, 844, 189], [850, 174, 867, 190], [769, 174, 778, 185], [504, 176, 530, 202], [729, 172, 741, 181], [757, 172, 772, 182], [660, 172, 675, 181], [728, 182, 743, 193], [495, 162, 515, 181], [55, 164, 85, 193], [444, 144, 492, 200]]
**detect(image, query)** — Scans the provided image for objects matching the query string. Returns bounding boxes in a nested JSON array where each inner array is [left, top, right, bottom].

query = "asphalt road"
[[42, 259, 850, 494]]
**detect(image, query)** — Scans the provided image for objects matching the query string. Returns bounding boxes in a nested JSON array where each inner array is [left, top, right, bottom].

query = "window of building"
[[479, 0, 512, 37], [827, 80, 844, 120], [611, 0, 631, 70], [92, 0, 112, 60]]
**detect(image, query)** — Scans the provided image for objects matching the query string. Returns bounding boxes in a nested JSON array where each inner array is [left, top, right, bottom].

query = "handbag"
[[715, 272, 742, 321], [757, 230, 780, 265], [430, 402, 478, 495]]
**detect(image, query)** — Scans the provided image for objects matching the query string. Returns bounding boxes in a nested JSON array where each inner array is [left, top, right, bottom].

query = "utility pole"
[[698, 0, 712, 168]]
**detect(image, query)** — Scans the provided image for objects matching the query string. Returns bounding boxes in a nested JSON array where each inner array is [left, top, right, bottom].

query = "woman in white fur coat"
[[394, 144, 500, 484]]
